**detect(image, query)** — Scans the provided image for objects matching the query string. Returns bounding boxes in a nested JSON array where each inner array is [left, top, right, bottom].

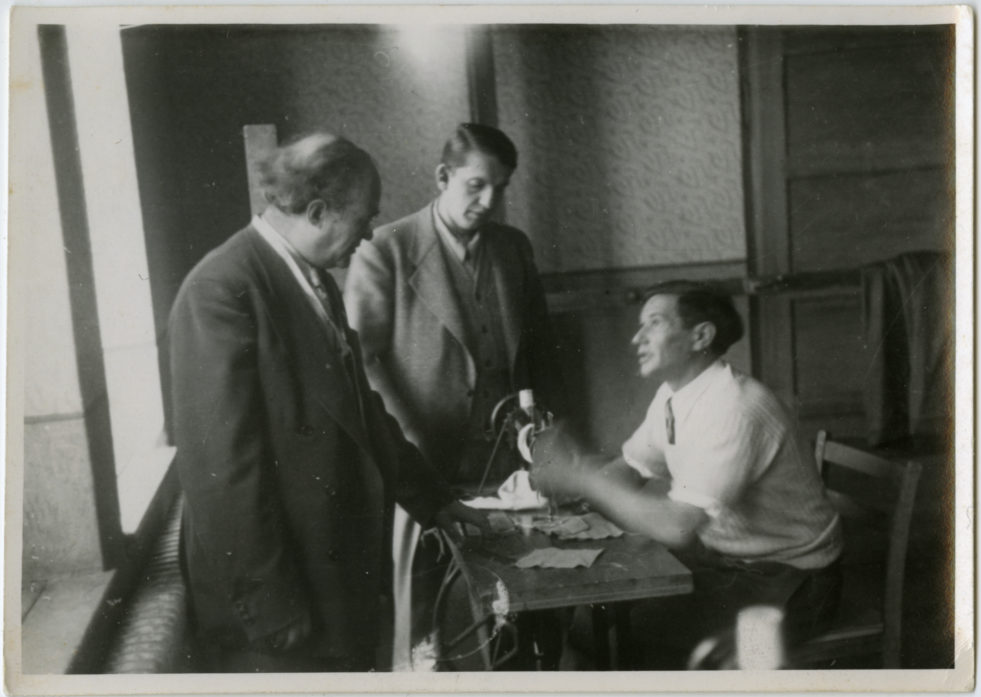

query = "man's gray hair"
[[259, 132, 376, 215]]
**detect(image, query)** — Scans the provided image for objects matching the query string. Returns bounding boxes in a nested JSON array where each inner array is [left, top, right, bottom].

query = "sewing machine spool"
[[488, 393, 519, 441], [478, 391, 553, 492], [516, 423, 535, 464]]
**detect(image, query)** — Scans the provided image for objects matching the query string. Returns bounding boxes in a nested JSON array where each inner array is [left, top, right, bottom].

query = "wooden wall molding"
[[542, 260, 746, 314]]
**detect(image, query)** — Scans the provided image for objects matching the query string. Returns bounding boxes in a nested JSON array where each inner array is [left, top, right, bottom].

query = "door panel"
[[788, 169, 952, 271], [741, 26, 954, 442]]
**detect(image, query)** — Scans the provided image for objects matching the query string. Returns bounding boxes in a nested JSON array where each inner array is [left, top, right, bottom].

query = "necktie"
[[308, 267, 334, 312], [665, 397, 676, 445], [455, 233, 477, 273], [308, 269, 349, 345], [313, 269, 345, 324], [310, 268, 368, 427]]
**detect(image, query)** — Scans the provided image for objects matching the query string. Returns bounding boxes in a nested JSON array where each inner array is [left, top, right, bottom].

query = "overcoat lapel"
[[406, 209, 473, 361], [244, 228, 375, 458]]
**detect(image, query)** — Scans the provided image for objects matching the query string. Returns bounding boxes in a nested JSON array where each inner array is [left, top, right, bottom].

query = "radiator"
[[103, 499, 191, 673]]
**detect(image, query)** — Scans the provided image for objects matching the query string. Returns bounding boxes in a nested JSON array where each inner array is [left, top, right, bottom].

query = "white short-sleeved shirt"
[[622, 360, 842, 569]]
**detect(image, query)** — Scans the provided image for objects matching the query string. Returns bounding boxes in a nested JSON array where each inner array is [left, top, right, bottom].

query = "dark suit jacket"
[[344, 204, 564, 480], [169, 224, 453, 662]]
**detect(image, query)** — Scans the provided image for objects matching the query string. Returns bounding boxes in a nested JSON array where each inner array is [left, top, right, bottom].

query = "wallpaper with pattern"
[[271, 26, 471, 226], [494, 26, 745, 273]]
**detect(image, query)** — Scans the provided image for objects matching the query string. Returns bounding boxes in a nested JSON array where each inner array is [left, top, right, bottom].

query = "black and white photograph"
[[5, 3, 973, 694]]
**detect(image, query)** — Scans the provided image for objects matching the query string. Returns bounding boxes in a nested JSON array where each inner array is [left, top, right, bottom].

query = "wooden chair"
[[792, 431, 922, 668]]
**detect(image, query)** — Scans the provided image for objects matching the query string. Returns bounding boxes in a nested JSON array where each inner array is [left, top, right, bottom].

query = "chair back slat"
[[881, 458, 921, 667], [800, 430, 922, 668], [820, 439, 899, 480]]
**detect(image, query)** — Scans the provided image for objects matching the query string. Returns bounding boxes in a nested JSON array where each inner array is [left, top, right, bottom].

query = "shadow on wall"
[[121, 24, 471, 439], [495, 25, 745, 274], [491, 25, 746, 448]]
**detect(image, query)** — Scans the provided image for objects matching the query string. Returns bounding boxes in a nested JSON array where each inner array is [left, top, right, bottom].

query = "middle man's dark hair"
[[441, 123, 518, 170], [643, 280, 745, 356]]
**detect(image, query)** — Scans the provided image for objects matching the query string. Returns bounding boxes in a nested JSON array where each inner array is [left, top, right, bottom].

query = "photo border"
[[5, 3, 974, 694]]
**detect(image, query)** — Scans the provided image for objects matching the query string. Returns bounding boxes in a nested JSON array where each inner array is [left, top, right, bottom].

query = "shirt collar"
[[664, 358, 728, 423], [432, 202, 481, 263], [253, 214, 323, 284]]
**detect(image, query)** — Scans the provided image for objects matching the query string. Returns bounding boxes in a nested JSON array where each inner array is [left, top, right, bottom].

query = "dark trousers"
[[621, 546, 842, 669]]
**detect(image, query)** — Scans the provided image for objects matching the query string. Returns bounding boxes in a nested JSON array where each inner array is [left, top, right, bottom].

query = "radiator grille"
[[103, 499, 190, 673]]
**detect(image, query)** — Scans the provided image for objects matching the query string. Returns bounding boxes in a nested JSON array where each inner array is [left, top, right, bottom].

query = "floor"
[[20, 570, 114, 674]]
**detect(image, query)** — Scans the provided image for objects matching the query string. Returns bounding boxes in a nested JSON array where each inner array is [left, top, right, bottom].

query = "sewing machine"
[[435, 391, 691, 671], [475, 389, 553, 494]]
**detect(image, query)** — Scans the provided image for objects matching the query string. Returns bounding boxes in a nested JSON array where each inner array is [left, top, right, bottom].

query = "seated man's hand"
[[528, 419, 590, 499], [433, 500, 491, 540]]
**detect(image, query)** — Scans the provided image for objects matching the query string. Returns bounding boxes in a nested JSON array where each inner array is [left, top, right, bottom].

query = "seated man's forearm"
[[576, 459, 706, 549], [530, 424, 707, 548]]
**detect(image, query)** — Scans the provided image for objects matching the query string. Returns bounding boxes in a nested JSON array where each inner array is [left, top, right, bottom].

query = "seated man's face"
[[631, 294, 697, 381], [435, 150, 512, 235]]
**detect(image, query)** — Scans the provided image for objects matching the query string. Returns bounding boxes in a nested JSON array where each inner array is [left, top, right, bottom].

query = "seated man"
[[530, 281, 843, 668]]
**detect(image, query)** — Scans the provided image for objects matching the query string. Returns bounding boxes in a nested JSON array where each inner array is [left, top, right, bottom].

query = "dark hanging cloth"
[[861, 251, 953, 447]]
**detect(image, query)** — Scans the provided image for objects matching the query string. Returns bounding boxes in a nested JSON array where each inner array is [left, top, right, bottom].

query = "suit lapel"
[[245, 228, 375, 457], [407, 207, 472, 359]]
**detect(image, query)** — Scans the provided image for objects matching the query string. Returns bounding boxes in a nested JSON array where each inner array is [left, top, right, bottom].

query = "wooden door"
[[740, 26, 954, 442]]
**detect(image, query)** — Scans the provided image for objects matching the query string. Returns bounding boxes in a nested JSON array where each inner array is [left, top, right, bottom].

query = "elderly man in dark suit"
[[169, 132, 483, 673]]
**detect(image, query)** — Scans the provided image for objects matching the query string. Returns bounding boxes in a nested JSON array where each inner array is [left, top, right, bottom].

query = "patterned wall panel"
[[279, 26, 470, 223], [494, 26, 745, 273]]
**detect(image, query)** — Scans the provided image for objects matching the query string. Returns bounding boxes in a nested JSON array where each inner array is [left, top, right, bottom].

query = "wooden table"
[[434, 510, 692, 670]]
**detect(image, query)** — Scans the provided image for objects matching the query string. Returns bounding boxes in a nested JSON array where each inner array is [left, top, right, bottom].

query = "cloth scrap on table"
[[514, 547, 604, 569], [463, 470, 548, 511], [561, 512, 624, 540], [532, 512, 624, 540], [532, 516, 589, 537]]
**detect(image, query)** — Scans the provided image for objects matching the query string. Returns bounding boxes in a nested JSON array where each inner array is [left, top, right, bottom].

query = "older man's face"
[[631, 294, 696, 381], [330, 170, 380, 268], [305, 169, 380, 269], [435, 151, 512, 235]]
